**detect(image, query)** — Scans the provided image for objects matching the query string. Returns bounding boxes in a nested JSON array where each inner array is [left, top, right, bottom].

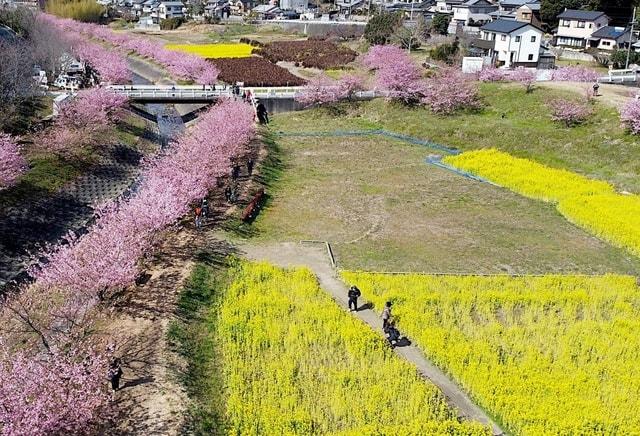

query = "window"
[[577, 21, 585, 28], [501, 34, 506, 41], [560, 19, 570, 27], [602, 40, 611, 46], [528, 54, 534, 60], [589, 23, 592, 28], [515, 35, 521, 42], [531, 35, 536, 42]]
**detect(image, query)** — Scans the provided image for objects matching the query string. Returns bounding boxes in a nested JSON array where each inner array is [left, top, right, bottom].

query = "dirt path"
[[239, 241, 504, 436], [539, 81, 635, 108]]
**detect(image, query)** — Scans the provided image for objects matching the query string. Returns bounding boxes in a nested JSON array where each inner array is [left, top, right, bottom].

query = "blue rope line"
[[277, 129, 460, 155], [425, 156, 498, 186]]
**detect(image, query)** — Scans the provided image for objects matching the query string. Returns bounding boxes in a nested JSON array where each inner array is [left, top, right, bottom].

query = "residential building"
[[157, 0, 184, 19], [499, 0, 537, 13], [280, 0, 307, 12], [474, 19, 543, 67], [589, 26, 636, 50], [452, 0, 497, 26], [434, 0, 462, 14], [252, 4, 280, 18], [489, 10, 516, 21], [205, 0, 231, 18], [131, 0, 145, 16], [515, 2, 540, 26], [554, 9, 608, 48]]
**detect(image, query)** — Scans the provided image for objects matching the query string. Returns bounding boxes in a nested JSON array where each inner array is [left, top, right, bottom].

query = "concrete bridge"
[[106, 84, 377, 103]]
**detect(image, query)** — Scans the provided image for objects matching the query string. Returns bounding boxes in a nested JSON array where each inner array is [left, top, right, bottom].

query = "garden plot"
[[209, 57, 305, 86]]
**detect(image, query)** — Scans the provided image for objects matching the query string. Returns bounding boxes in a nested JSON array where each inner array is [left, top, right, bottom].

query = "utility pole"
[[408, 0, 415, 54], [626, 7, 637, 70]]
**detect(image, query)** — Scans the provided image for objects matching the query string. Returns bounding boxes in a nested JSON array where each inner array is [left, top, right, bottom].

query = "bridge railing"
[[598, 69, 639, 84]]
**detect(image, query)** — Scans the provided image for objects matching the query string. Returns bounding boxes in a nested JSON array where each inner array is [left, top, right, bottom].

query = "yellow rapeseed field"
[[165, 43, 253, 58], [217, 261, 490, 435], [444, 149, 640, 257], [342, 271, 640, 435]]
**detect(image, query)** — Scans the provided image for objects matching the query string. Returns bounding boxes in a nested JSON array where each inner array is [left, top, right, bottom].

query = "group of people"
[[347, 286, 402, 348]]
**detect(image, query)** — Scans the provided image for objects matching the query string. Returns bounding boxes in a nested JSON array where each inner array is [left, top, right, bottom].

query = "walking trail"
[[239, 241, 504, 436]]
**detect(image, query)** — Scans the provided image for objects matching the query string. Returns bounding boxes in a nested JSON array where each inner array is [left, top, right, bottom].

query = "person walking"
[[108, 358, 123, 392], [229, 183, 238, 204], [247, 158, 254, 176], [592, 81, 600, 97], [385, 321, 400, 348], [201, 198, 209, 219], [382, 301, 392, 330], [224, 185, 232, 202], [347, 285, 361, 311], [194, 205, 203, 229], [256, 101, 269, 125], [231, 164, 240, 180]]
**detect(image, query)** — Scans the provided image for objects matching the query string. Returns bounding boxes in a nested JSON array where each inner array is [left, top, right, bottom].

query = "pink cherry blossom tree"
[[509, 67, 536, 93], [478, 66, 508, 82], [362, 45, 425, 103], [548, 99, 592, 127], [551, 66, 600, 82], [0, 339, 111, 436], [422, 67, 481, 114], [295, 74, 343, 107], [337, 74, 366, 101], [620, 98, 640, 135], [0, 133, 27, 188]]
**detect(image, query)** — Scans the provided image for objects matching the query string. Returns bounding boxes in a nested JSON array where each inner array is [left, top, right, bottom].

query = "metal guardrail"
[[598, 69, 639, 84]]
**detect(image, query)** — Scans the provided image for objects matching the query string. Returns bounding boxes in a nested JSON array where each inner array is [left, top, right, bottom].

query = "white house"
[[452, 0, 497, 26], [589, 26, 636, 51], [499, 0, 537, 13], [157, 0, 184, 19], [434, 0, 462, 14], [478, 19, 542, 67], [554, 9, 608, 49]]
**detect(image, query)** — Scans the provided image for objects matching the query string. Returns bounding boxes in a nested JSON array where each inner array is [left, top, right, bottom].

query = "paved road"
[[239, 241, 504, 435]]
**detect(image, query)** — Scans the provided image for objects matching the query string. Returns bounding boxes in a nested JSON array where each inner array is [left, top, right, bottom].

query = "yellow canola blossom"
[[443, 149, 640, 257], [341, 271, 640, 436], [217, 261, 490, 435], [165, 43, 253, 58]]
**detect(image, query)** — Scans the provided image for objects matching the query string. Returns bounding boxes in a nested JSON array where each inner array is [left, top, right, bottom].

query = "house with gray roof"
[[452, 0, 497, 27], [472, 19, 543, 67], [554, 9, 609, 48], [590, 25, 636, 51]]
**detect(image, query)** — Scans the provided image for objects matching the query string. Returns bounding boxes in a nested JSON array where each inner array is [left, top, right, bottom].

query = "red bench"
[[242, 188, 265, 222]]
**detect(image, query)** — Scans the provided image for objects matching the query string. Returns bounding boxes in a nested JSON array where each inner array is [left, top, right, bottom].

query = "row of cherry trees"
[[40, 13, 219, 84], [0, 99, 255, 435]]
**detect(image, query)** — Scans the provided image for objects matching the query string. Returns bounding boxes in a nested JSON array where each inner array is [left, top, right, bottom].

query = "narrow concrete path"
[[240, 241, 504, 435]]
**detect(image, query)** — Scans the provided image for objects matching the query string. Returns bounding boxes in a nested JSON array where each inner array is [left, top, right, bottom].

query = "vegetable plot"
[[257, 39, 357, 69], [341, 271, 640, 436], [209, 57, 305, 86], [216, 261, 490, 435]]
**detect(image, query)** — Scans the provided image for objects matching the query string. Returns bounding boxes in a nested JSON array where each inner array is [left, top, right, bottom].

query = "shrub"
[[620, 98, 640, 135], [509, 66, 536, 92], [548, 99, 592, 127], [45, 0, 104, 23], [429, 40, 459, 64], [160, 17, 184, 30], [364, 11, 403, 45], [431, 13, 450, 35], [610, 48, 640, 69], [478, 66, 508, 82]]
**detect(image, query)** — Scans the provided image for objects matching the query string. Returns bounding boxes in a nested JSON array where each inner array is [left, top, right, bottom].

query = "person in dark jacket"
[[382, 301, 392, 330], [256, 101, 269, 124], [385, 321, 400, 348], [108, 358, 123, 391], [201, 198, 209, 218], [347, 285, 361, 311], [247, 158, 254, 176]]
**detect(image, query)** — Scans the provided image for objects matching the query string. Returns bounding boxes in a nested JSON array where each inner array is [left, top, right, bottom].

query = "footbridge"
[[107, 84, 377, 103]]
